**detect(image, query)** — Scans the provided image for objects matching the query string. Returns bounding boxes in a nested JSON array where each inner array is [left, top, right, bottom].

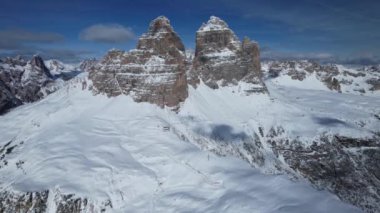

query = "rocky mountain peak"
[[195, 16, 240, 55], [198, 16, 230, 32], [191, 17, 263, 90], [30, 55, 44, 67], [30, 55, 52, 78], [137, 16, 185, 56], [146, 16, 173, 35], [0, 55, 59, 113], [90, 16, 265, 108], [90, 16, 188, 109]]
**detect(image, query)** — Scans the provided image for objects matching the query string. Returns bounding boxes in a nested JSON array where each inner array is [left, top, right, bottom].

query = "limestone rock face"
[[0, 55, 54, 114], [267, 130, 380, 212], [190, 16, 264, 90], [89, 16, 188, 108]]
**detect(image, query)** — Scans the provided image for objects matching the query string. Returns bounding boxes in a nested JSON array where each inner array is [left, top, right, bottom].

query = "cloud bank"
[[80, 24, 135, 43], [0, 29, 64, 50]]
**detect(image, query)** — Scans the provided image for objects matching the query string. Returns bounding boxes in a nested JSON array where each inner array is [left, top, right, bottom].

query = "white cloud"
[[80, 24, 135, 43]]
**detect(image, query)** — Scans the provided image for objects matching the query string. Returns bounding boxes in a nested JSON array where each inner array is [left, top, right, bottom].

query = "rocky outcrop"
[[265, 61, 380, 95], [0, 55, 55, 114], [0, 190, 112, 213], [30, 55, 52, 78], [190, 16, 264, 90], [190, 121, 380, 212], [0, 191, 49, 213], [89, 16, 188, 108], [366, 77, 380, 91], [89, 16, 266, 106], [267, 130, 380, 212]]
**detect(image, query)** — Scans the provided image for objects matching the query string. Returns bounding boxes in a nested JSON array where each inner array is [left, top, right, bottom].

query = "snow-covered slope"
[[263, 60, 380, 96], [0, 73, 369, 212]]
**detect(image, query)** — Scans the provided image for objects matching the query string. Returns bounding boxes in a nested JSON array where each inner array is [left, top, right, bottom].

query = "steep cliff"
[[89, 16, 188, 108], [190, 16, 264, 91]]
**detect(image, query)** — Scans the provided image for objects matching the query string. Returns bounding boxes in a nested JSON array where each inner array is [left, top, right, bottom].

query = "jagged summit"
[[30, 55, 44, 66], [146, 16, 173, 35], [90, 16, 188, 108], [195, 16, 240, 53], [198, 16, 230, 32], [91, 15, 264, 107], [137, 16, 185, 53], [0, 55, 59, 113], [191, 16, 263, 89], [30, 55, 53, 78]]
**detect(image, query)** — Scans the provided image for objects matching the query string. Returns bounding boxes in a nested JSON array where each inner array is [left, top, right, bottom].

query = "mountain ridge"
[[88, 16, 264, 109]]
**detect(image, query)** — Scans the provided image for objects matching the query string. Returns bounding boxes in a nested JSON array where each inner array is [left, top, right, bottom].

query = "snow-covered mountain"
[[0, 72, 373, 212], [0, 55, 57, 114], [263, 60, 380, 95], [45, 58, 99, 75], [45, 59, 77, 76], [0, 56, 85, 115], [0, 16, 380, 213]]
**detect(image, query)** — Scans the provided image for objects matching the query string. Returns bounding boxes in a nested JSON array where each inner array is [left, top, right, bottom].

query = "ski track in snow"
[[1, 74, 378, 212]]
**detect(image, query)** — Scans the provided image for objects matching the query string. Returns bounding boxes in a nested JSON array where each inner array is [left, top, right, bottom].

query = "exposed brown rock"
[[89, 16, 188, 108], [242, 37, 261, 77], [324, 76, 342, 92], [190, 16, 264, 90]]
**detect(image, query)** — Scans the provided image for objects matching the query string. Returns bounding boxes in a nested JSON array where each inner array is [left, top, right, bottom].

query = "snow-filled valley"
[[1, 70, 379, 212]]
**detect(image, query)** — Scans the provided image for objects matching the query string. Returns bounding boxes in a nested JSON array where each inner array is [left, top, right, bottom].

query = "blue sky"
[[0, 0, 379, 64]]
